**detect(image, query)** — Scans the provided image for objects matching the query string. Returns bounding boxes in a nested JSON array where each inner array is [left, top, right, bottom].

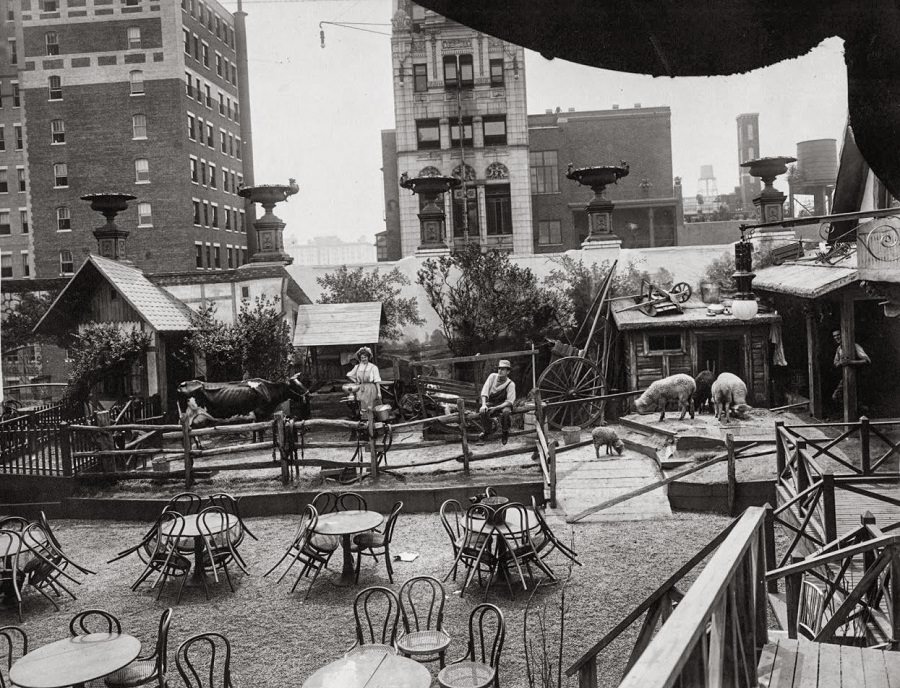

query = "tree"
[[416, 244, 557, 356], [1, 291, 57, 354], [64, 323, 152, 402], [186, 303, 241, 380], [316, 265, 424, 341], [701, 244, 778, 290]]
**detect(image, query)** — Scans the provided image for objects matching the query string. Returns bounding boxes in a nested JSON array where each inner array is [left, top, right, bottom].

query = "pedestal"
[[580, 236, 622, 259], [415, 246, 452, 258], [752, 227, 797, 246]]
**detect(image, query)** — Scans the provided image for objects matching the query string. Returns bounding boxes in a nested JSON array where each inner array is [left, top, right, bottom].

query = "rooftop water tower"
[[789, 139, 837, 215], [697, 164, 719, 205]]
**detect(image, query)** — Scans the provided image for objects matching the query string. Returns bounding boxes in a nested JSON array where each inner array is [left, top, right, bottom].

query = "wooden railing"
[[567, 507, 770, 688]]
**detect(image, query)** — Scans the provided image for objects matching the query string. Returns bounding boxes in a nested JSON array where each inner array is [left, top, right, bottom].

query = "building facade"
[[386, 0, 532, 257], [736, 113, 761, 212], [1, 0, 253, 279]]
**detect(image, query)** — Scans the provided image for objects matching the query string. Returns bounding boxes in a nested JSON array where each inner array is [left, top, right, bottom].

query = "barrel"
[[562, 426, 582, 445]]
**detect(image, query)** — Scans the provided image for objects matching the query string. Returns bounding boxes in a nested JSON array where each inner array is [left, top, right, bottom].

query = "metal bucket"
[[562, 426, 582, 445], [373, 404, 392, 422]]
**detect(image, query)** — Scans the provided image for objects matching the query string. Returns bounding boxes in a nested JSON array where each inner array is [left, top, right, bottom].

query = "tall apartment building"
[[736, 113, 761, 212], [383, 0, 532, 257], [1, 0, 253, 279]]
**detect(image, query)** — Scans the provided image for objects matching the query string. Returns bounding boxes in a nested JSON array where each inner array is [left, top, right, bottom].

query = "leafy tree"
[[1, 291, 57, 354], [701, 244, 777, 290], [186, 303, 241, 380], [316, 265, 424, 341], [416, 244, 556, 356], [64, 323, 152, 402]]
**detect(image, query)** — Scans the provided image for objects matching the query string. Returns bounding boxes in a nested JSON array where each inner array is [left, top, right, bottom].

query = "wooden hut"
[[611, 298, 782, 406], [293, 302, 384, 383]]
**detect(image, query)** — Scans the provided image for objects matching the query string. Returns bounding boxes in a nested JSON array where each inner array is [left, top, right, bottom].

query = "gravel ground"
[[0, 511, 735, 687]]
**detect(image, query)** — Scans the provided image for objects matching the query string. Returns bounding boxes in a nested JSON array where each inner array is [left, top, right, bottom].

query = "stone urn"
[[237, 180, 298, 264], [81, 192, 137, 264], [566, 162, 630, 242], [740, 156, 796, 224], [399, 172, 461, 251]]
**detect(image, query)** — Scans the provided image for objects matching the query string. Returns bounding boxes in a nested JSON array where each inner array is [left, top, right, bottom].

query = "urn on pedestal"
[[81, 192, 137, 264], [566, 161, 630, 245], [237, 179, 298, 264], [399, 172, 461, 253]]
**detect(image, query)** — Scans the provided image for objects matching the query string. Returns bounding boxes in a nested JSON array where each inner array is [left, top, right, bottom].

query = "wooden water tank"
[[796, 139, 837, 188]]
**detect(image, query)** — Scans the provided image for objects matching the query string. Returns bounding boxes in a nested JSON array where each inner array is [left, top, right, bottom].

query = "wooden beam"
[[840, 296, 858, 422], [411, 348, 538, 367]]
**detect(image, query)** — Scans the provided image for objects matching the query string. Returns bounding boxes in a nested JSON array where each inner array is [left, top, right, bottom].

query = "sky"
[[219, 0, 849, 246]]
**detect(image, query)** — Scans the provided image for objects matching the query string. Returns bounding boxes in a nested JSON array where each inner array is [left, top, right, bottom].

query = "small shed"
[[611, 298, 782, 406], [293, 302, 384, 382]]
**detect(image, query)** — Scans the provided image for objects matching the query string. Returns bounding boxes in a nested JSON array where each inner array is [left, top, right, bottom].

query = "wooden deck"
[[758, 636, 900, 687], [834, 480, 900, 535]]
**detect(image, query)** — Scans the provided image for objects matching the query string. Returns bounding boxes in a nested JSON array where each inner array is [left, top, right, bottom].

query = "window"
[[183, 29, 191, 54], [51, 119, 65, 144], [14, 125, 22, 150], [411, 3, 425, 29], [132, 114, 147, 139], [57, 206, 71, 230], [9, 39, 17, 64], [209, 163, 216, 188], [205, 85, 212, 107], [0, 169, 7, 193], [200, 160, 207, 185], [0, 254, 10, 278], [450, 117, 473, 146], [127, 27, 141, 50], [416, 119, 440, 150], [134, 158, 150, 183], [41, 0, 58, 11], [202, 42, 209, 68], [646, 332, 683, 354], [190, 157, 198, 182], [193, 34, 199, 59], [21, 252, 29, 277], [202, 201, 209, 225], [485, 184, 512, 235], [48, 76, 62, 100], [129, 70, 144, 95], [0, 213, 9, 236], [206, 123, 213, 147], [205, 244, 211, 267], [458, 54, 474, 85], [413, 63, 427, 92], [747, 146, 755, 161], [442, 55, 457, 86], [235, 138, 241, 159], [215, 53, 222, 76], [20, 210, 28, 233], [213, 244, 221, 268], [228, 133, 234, 155], [137, 202, 152, 226], [227, 246, 233, 268], [12, 82, 20, 107], [443, 54, 473, 88], [17, 168, 25, 192], [43, 32, 60, 56], [221, 168, 228, 190], [483, 116, 507, 146], [220, 129, 227, 153], [211, 204, 218, 228], [529, 151, 559, 194], [490, 58, 504, 86], [195, 242, 203, 267], [223, 206, 230, 229], [218, 92, 225, 115], [746, 123, 754, 140], [187, 114, 196, 139], [0, 126, 4, 151], [185, 70, 193, 95], [193, 200, 201, 225], [59, 250, 74, 275], [537, 220, 561, 245]]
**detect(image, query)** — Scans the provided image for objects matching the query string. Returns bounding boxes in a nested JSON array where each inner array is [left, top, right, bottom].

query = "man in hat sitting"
[[478, 360, 516, 445]]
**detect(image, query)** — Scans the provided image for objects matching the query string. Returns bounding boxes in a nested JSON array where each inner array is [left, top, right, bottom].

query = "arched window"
[[129, 70, 144, 95], [451, 163, 476, 182]]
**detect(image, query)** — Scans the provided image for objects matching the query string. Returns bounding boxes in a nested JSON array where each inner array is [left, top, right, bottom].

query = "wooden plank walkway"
[[834, 480, 900, 535], [758, 636, 900, 687], [553, 443, 672, 522]]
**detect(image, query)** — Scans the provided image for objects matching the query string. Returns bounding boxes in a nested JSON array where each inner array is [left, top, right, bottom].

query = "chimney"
[[568, 107, 575, 112], [634, 103, 641, 108], [612, 104, 619, 110]]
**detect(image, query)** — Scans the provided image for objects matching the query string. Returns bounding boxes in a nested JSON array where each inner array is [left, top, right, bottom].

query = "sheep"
[[633, 373, 696, 422], [592, 423, 624, 457], [711, 372, 752, 422], [693, 370, 716, 414]]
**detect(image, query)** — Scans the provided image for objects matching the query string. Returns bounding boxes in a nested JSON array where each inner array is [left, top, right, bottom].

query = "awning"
[[754, 255, 857, 299], [293, 302, 382, 347]]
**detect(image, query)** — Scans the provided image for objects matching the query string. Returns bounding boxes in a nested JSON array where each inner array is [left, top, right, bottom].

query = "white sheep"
[[711, 372, 752, 422], [592, 424, 624, 457], [634, 374, 696, 422]]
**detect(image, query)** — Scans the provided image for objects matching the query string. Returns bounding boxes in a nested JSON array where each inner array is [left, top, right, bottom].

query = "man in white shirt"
[[478, 359, 516, 445], [831, 330, 871, 402]]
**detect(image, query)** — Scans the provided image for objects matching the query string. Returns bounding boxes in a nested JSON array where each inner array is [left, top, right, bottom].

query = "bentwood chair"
[[439, 500, 465, 581], [197, 507, 247, 598], [452, 505, 499, 598], [347, 586, 400, 656], [263, 505, 337, 600], [38, 511, 96, 575], [24, 522, 84, 610], [208, 493, 258, 544], [175, 633, 235, 688], [310, 491, 338, 516], [69, 609, 122, 636], [131, 512, 192, 604], [164, 493, 204, 516], [494, 503, 556, 593], [0, 530, 25, 622], [0, 518, 29, 532], [530, 495, 581, 566], [437, 603, 505, 688], [352, 501, 402, 583], [337, 492, 368, 512], [105, 608, 173, 688], [397, 576, 451, 667], [0, 626, 27, 688]]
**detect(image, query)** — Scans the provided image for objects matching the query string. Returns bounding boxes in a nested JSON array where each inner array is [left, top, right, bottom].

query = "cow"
[[176, 373, 310, 428]]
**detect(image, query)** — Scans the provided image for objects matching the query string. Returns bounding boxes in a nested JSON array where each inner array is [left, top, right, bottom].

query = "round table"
[[314, 510, 383, 586], [465, 507, 539, 534], [10, 633, 141, 688], [159, 512, 237, 584], [302, 647, 431, 688]]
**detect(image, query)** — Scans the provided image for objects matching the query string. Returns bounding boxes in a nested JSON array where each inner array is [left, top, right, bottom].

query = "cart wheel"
[[536, 356, 607, 430], [671, 282, 692, 303]]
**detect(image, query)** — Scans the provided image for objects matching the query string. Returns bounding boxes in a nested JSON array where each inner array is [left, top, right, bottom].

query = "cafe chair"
[[24, 522, 84, 610], [175, 632, 234, 688], [450, 505, 499, 598], [263, 505, 337, 600], [69, 609, 122, 636], [0, 625, 27, 688], [208, 493, 258, 543], [336, 492, 368, 512], [494, 503, 556, 593], [197, 507, 247, 599], [38, 511, 95, 576], [397, 576, 451, 668], [439, 500, 466, 581], [0, 530, 26, 622], [0, 518, 28, 532], [105, 608, 172, 688], [108, 512, 169, 565], [530, 496, 581, 566], [437, 603, 505, 688], [352, 501, 402, 583], [131, 512, 192, 604], [347, 586, 400, 656], [164, 492, 204, 516], [310, 491, 338, 516]]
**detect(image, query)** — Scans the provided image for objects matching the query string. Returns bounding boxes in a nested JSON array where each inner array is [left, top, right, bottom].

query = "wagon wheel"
[[537, 356, 607, 430], [671, 282, 692, 303]]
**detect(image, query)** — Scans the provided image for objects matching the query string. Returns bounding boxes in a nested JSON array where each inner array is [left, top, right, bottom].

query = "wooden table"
[[302, 647, 431, 688], [10, 633, 141, 688], [314, 510, 383, 586], [159, 512, 237, 584]]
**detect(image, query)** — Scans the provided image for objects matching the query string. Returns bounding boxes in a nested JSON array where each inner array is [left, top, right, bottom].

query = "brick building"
[[0, 0, 254, 279]]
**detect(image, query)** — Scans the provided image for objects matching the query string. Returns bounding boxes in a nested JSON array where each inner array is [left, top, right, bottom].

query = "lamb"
[[711, 372, 752, 422], [633, 373, 696, 422], [693, 370, 716, 414], [592, 423, 624, 457]]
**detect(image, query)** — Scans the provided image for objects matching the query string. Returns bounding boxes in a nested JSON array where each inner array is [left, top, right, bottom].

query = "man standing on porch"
[[831, 330, 870, 403], [478, 360, 516, 445]]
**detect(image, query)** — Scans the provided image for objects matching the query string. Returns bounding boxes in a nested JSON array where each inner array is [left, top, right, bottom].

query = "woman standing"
[[347, 346, 382, 418]]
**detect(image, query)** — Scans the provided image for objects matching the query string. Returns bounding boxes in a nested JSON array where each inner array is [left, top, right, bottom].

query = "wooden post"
[[457, 398, 470, 475], [840, 296, 858, 422], [368, 412, 378, 481], [60, 423, 73, 477], [274, 412, 289, 485], [181, 414, 193, 488], [795, 440, 808, 494], [785, 554, 804, 639], [859, 415, 871, 474], [534, 388, 544, 429], [726, 433, 736, 517], [549, 439, 558, 508], [764, 505, 779, 593], [822, 473, 837, 543], [95, 410, 115, 475], [890, 541, 900, 651], [774, 421, 786, 477], [804, 306, 823, 419]]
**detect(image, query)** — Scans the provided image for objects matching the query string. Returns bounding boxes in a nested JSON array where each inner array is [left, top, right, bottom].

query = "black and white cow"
[[177, 373, 310, 427]]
